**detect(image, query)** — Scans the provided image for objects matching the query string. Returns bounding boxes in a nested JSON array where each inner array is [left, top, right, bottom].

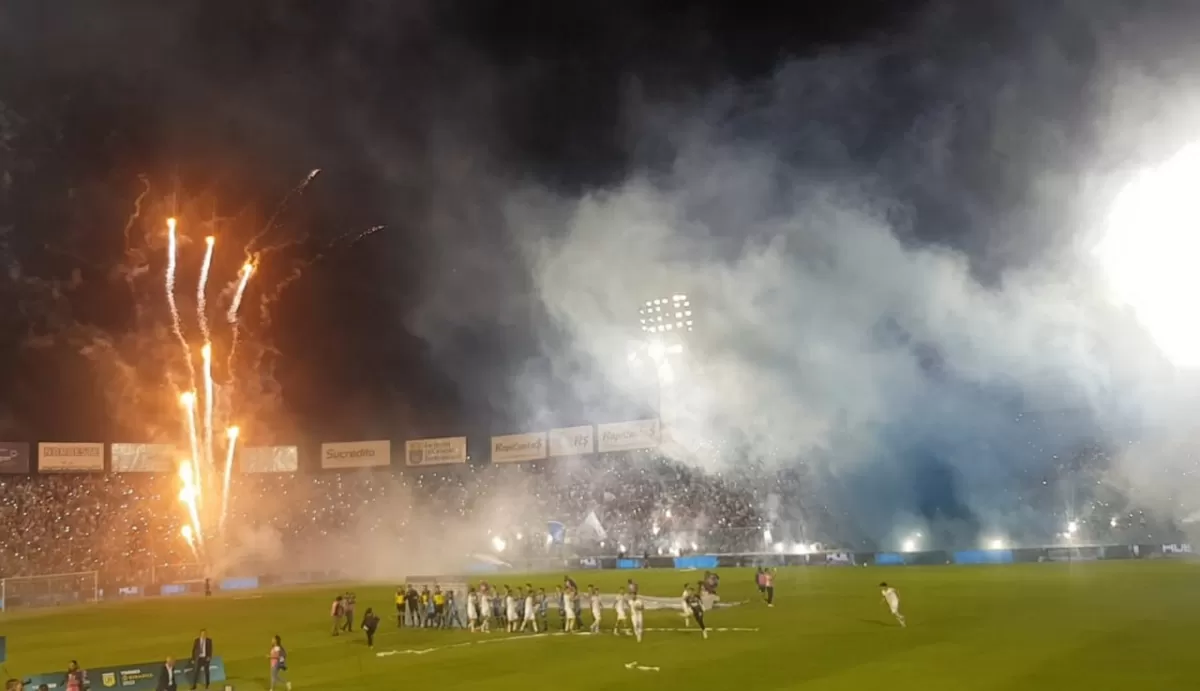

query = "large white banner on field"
[[597, 419, 661, 453], [38, 442, 104, 472], [405, 436, 467, 467], [321, 440, 391, 469], [240, 445, 299, 473], [111, 443, 177, 472], [490, 432, 547, 464], [548, 425, 595, 457]]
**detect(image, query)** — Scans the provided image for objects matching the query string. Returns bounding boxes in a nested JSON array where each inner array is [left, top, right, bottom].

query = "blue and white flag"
[[547, 521, 566, 544]]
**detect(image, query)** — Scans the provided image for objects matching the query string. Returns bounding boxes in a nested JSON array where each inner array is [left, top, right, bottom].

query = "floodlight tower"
[[631, 293, 696, 422]]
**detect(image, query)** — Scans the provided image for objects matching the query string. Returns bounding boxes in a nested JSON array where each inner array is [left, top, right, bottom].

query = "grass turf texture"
[[2, 561, 1198, 690]]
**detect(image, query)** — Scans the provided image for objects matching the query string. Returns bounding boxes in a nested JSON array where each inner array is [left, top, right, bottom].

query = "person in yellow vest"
[[433, 587, 447, 628], [395, 588, 406, 628]]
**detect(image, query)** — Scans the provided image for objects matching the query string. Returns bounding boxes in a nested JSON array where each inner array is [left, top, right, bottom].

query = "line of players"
[[390, 576, 713, 643]]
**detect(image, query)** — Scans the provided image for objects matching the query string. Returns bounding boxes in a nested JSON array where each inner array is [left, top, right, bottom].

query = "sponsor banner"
[[953, 549, 1014, 565], [0, 442, 30, 474], [825, 551, 856, 566], [38, 442, 104, 472], [321, 440, 391, 469], [405, 436, 467, 467], [28, 657, 227, 691], [597, 419, 660, 453], [1163, 543, 1193, 554], [548, 425, 594, 457], [491, 432, 547, 463], [240, 445, 299, 473], [111, 443, 177, 473]]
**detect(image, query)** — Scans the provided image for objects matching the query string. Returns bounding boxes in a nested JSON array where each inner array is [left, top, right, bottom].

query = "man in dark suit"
[[157, 656, 177, 691], [190, 629, 213, 689]]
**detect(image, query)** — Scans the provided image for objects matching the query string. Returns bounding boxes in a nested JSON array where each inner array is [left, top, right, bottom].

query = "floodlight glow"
[[491, 536, 507, 553], [763, 528, 773, 544], [988, 538, 1006, 550], [1067, 520, 1078, 535], [902, 538, 917, 552], [1096, 141, 1200, 367], [773, 542, 785, 554]]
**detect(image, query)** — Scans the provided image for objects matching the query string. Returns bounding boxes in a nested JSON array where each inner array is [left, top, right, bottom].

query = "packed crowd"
[[0, 448, 1182, 584], [0, 454, 766, 582]]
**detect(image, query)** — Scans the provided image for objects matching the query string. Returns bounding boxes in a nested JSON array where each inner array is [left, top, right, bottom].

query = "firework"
[[225, 261, 254, 378], [177, 460, 204, 548], [180, 392, 202, 508], [165, 218, 195, 385], [197, 236, 215, 342], [201, 342, 215, 476], [219, 426, 239, 532], [180, 524, 197, 559]]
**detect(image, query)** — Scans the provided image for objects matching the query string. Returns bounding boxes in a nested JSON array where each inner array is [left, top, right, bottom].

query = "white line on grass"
[[374, 628, 757, 658], [625, 661, 661, 672]]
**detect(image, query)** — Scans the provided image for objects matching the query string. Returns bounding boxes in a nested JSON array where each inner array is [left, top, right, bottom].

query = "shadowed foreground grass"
[[2, 560, 1198, 690]]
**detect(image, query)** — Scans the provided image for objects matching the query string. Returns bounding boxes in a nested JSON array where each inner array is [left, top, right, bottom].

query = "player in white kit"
[[630, 593, 645, 642], [505, 589, 518, 632], [467, 589, 479, 632], [478, 588, 492, 632], [613, 591, 630, 635], [879, 582, 906, 627], [521, 590, 538, 632], [589, 587, 603, 633], [681, 585, 693, 627], [564, 587, 578, 632]]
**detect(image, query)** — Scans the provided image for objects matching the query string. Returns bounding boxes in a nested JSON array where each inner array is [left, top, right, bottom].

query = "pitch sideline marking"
[[375, 627, 758, 658], [625, 661, 661, 672]]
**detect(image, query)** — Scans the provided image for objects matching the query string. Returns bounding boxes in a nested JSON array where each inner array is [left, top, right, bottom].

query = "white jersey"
[[505, 595, 517, 619], [591, 594, 602, 617], [882, 587, 900, 611], [681, 589, 692, 614], [565, 594, 577, 618], [615, 594, 628, 619], [630, 598, 645, 622], [480, 594, 492, 617], [467, 594, 479, 620], [524, 595, 536, 620]]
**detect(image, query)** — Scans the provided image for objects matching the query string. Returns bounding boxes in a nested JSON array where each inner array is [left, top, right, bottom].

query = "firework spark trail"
[[197, 236, 215, 342], [180, 525, 198, 560], [219, 426, 239, 534], [246, 168, 320, 251], [180, 392, 202, 512], [225, 261, 255, 381], [257, 225, 387, 324], [201, 344, 215, 483], [122, 176, 151, 252], [178, 461, 204, 547], [165, 218, 196, 385]]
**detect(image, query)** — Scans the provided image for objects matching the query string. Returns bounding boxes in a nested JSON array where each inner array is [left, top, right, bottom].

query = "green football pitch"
[[3, 560, 1199, 690]]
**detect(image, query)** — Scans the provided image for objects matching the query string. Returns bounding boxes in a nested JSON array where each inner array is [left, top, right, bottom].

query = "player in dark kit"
[[361, 608, 380, 648], [686, 590, 709, 639]]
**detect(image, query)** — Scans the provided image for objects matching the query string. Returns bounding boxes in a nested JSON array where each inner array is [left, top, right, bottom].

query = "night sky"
[[0, 0, 927, 444]]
